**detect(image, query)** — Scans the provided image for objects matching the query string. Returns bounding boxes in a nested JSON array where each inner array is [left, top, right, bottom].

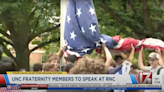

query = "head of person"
[[130, 63, 140, 74], [64, 63, 74, 74], [42, 63, 55, 71], [71, 56, 108, 74], [114, 55, 123, 65], [0, 46, 16, 87], [66, 55, 78, 64], [148, 52, 159, 68], [33, 63, 42, 71], [0, 57, 16, 74], [48, 53, 59, 71]]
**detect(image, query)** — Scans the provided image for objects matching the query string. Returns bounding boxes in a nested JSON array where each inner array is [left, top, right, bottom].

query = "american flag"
[[64, 0, 117, 57]]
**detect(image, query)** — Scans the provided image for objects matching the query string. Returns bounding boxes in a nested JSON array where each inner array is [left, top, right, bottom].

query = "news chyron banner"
[[1, 72, 163, 90]]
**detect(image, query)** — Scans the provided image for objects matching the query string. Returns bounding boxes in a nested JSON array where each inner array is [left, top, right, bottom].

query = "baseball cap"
[[148, 52, 159, 60]]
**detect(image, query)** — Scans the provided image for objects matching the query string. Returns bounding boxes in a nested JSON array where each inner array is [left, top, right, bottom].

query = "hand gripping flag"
[[64, 0, 117, 57], [96, 35, 142, 54], [112, 35, 142, 53]]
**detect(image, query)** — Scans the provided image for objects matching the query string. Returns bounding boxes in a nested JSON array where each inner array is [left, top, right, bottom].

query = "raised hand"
[[155, 48, 161, 55], [61, 45, 67, 51], [131, 44, 135, 50], [140, 46, 144, 52]]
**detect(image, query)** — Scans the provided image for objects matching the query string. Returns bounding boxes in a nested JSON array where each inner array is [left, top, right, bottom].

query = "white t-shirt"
[[145, 66, 164, 92], [148, 66, 164, 75]]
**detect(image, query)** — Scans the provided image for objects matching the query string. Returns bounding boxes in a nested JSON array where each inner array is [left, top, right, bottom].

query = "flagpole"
[[60, 0, 68, 70]]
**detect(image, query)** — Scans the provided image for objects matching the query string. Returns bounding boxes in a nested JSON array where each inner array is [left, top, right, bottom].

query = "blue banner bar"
[[48, 87, 162, 90]]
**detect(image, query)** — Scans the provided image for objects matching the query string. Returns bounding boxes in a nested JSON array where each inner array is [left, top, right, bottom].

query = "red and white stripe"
[[141, 38, 164, 50], [64, 50, 81, 58], [113, 37, 141, 51], [65, 36, 164, 56]]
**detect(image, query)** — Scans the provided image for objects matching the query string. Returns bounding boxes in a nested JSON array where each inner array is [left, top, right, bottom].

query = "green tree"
[[0, 0, 60, 70], [95, 0, 164, 39]]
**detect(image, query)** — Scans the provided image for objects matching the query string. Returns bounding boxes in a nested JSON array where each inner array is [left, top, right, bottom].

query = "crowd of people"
[[0, 43, 164, 92]]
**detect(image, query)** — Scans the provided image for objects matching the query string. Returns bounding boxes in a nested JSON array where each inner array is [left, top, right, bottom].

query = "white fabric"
[[142, 38, 164, 47], [114, 62, 132, 92], [122, 64, 131, 74], [113, 39, 124, 49], [109, 67, 114, 69]]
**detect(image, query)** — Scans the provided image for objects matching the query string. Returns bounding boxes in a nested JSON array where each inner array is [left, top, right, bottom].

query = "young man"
[[138, 47, 164, 92], [42, 63, 55, 71], [138, 47, 164, 75], [114, 44, 135, 67], [47, 46, 67, 71]]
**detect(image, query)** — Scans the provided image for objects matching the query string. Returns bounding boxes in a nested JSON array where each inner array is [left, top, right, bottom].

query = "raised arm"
[[156, 48, 164, 67], [128, 44, 135, 61], [138, 47, 150, 71], [119, 51, 128, 59], [57, 46, 67, 59], [102, 44, 112, 68], [161, 51, 164, 64]]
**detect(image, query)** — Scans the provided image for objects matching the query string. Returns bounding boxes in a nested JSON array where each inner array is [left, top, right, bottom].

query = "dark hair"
[[67, 55, 78, 63], [131, 63, 138, 70], [33, 63, 42, 71], [64, 63, 74, 73], [114, 55, 123, 61], [0, 57, 16, 74]]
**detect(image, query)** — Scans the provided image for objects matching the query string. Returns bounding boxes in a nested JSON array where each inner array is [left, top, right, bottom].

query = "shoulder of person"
[[148, 66, 152, 70], [159, 68, 164, 74]]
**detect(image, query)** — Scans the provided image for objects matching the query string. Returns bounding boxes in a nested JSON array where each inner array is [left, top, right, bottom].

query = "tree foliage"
[[94, 0, 164, 39], [0, 0, 60, 70]]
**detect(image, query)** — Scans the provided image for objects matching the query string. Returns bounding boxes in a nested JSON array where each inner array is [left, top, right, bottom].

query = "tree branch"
[[128, 0, 138, 18], [157, 0, 164, 34], [0, 37, 13, 46], [29, 24, 60, 42], [2, 10, 16, 35], [0, 42, 16, 61], [101, 3, 124, 23], [29, 7, 37, 20], [30, 38, 60, 52], [0, 29, 11, 39], [122, 0, 127, 13], [142, 0, 155, 32], [35, 13, 41, 27]]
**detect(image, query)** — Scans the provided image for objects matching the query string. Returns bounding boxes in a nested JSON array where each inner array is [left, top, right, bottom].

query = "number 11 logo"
[[137, 72, 152, 84]]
